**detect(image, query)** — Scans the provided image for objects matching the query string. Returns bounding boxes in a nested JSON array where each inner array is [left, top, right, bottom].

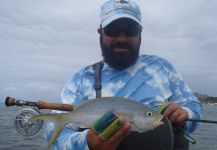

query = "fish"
[[31, 97, 163, 147]]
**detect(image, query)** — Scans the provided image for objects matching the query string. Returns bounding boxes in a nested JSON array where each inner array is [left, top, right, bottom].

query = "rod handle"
[[37, 101, 74, 111], [5, 96, 16, 106]]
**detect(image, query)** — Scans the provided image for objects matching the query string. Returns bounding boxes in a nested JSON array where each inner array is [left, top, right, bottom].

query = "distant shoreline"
[[194, 92, 217, 104], [197, 97, 217, 104]]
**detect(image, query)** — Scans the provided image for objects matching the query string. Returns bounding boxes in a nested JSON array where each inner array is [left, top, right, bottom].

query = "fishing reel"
[[5, 96, 74, 136], [14, 107, 43, 136]]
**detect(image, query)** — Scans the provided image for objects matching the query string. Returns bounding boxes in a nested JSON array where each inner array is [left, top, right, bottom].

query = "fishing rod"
[[5, 96, 74, 137], [158, 102, 217, 124], [5, 96, 217, 137], [5, 96, 74, 111], [6, 96, 217, 124], [5, 96, 217, 124], [186, 119, 217, 124]]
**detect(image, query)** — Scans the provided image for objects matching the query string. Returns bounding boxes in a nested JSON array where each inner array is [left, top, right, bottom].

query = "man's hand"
[[87, 118, 131, 150], [162, 102, 188, 126]]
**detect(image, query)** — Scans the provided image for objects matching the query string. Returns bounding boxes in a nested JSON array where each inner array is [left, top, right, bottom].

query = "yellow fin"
[[157, 102, 170, 114], [48, 123, 65, 148], [31, 113, 68, 148]]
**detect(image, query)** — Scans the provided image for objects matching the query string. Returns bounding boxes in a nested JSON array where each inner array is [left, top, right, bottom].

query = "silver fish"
[[32, 97, 163, 147]]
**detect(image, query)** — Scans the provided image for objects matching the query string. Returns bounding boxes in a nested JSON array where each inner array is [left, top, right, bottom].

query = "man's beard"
[[100, 36, 140, 70]]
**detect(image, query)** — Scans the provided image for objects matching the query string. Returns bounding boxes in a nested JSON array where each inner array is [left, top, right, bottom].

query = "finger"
[[163, 103, 179, 117], [168, 107, 183, 123], [89, 128, 101, 140], [108, 122, 131, 145], [174, 112, 188, 125], [87, 128, 104, 147]]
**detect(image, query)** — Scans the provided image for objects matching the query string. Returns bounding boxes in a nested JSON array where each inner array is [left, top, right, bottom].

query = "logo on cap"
[[115, 0, 129, 7], [100, 0, 142, 28]]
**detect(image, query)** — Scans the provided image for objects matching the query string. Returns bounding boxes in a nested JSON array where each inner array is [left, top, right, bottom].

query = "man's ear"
[[97, 28, 102, 35]]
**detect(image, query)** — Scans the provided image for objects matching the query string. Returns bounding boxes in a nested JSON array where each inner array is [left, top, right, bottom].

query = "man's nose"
[[116, 31, 128, 42]]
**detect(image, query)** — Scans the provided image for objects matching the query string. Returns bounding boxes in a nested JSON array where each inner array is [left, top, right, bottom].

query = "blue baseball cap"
[[100, 0, 142, 28]]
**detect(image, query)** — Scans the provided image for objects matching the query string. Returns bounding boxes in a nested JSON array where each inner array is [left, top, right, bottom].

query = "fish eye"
[[146, 112, 152, 117]]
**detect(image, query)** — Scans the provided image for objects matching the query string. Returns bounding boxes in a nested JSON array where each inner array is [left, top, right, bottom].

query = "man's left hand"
[[162, 102, 188, 126]]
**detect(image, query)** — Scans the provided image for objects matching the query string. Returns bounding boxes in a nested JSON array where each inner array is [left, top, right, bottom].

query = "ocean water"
[[0, 103, 217, 150], [0, 104, 49, 150]]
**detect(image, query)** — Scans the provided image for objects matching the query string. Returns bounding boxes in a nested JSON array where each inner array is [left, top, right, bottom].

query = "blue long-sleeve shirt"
[[45, 55, 202, 150]]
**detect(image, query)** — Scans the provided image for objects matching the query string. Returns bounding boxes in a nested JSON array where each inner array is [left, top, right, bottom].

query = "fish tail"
[[31, 114, 68, 148], [48, 123, 65, 148]]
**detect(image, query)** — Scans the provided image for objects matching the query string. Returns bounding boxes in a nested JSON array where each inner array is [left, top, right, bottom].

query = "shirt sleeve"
[[161, 58, 203, 133], [44, 122, 89, 150], [44, 68, 91, 150]]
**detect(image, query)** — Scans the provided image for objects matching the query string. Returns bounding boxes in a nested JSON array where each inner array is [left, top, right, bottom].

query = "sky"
[[0, 0, 217, 103]]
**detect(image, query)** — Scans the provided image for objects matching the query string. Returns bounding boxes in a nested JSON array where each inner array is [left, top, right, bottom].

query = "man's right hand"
[[87, 118, 131, 150]]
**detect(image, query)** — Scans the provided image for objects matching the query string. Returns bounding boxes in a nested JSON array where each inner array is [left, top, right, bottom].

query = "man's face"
[[99, 18, 142, 70]]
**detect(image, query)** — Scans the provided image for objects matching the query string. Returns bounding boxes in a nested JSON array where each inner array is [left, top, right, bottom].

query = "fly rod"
[[186, 119, 217, 124], [158, 102, 217, 124], [5, 96, 74, 111], [5, 96, 75, 136], [5, 96, 217, 124]]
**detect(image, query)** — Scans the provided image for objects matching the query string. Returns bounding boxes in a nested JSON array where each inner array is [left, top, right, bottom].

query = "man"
[[45, 0, 202, 149]]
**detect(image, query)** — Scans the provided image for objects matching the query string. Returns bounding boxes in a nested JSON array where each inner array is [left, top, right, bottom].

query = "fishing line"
[[186, 119, 217, 124]]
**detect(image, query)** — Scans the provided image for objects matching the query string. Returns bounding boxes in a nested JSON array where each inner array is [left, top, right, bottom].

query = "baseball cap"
[[100, 0, 142, 28]]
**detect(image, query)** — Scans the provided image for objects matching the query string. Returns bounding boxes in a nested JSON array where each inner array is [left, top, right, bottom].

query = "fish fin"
[[31, 114, 68, 148], [48, 123, 65, 148]]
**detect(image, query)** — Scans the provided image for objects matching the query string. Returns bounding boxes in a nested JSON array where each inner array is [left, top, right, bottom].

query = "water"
[[0, 103, 217, 150], [189, 104, 217, 150], [0, 104, 49, 150]]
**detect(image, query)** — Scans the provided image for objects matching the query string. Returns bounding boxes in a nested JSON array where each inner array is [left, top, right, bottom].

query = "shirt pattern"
[[45, 55, 202, 150]]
